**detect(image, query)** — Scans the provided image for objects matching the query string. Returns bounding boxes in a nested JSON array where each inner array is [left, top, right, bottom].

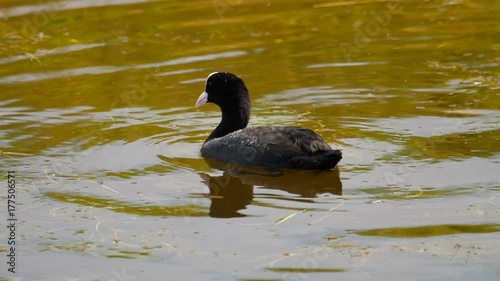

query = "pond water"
[[1, 0, 499, 280]]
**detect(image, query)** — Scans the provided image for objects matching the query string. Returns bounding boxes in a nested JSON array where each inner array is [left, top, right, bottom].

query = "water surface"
[[0, 0, 499, 280]]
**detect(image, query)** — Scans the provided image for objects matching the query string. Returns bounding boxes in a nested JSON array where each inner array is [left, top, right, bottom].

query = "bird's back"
[[201, 126, 342, 170]]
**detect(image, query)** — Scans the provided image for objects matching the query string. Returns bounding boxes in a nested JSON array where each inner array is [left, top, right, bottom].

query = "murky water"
[[1, 0, 499, 280]]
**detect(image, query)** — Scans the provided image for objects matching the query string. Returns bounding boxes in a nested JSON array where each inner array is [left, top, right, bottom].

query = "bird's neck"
[[205, 103, 250, 142]]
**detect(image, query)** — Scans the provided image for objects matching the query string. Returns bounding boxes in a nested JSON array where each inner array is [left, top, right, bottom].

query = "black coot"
[[195, 72, 342, 170]]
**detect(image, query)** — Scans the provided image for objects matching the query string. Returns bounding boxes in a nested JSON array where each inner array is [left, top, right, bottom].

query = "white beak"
[[195, 91, 208, 107]]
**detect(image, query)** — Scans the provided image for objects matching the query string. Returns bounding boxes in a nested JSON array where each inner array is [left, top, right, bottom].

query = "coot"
[[195, 72, 342, 170]]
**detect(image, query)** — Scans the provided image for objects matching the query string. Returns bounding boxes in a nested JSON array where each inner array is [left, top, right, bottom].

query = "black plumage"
[[195, 72, 342, 170]]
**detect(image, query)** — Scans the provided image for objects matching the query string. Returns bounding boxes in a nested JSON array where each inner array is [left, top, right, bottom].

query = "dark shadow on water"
[[199, 159, 342, 218], [199, 173, 254, 218]]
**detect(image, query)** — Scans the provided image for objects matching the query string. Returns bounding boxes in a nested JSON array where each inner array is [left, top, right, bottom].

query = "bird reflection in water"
[[199, 159, 342, 218]]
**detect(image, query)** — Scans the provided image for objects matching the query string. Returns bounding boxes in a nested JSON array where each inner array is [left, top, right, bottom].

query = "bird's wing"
[[249, 127, 332, 154]]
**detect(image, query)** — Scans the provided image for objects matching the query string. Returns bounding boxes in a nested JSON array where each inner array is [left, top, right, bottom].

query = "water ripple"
[[0, 50, 247, 84], [0, 66, 125, 84], [0, 0, 162, 18], [258, 86, 393, 106], [307, 61, 387, 69], [0, 43, 105, 65], [372, 110, 500, 137]]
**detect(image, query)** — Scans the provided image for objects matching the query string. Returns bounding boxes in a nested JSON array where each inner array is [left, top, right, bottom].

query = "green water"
[[0, 0, 499, 280]]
